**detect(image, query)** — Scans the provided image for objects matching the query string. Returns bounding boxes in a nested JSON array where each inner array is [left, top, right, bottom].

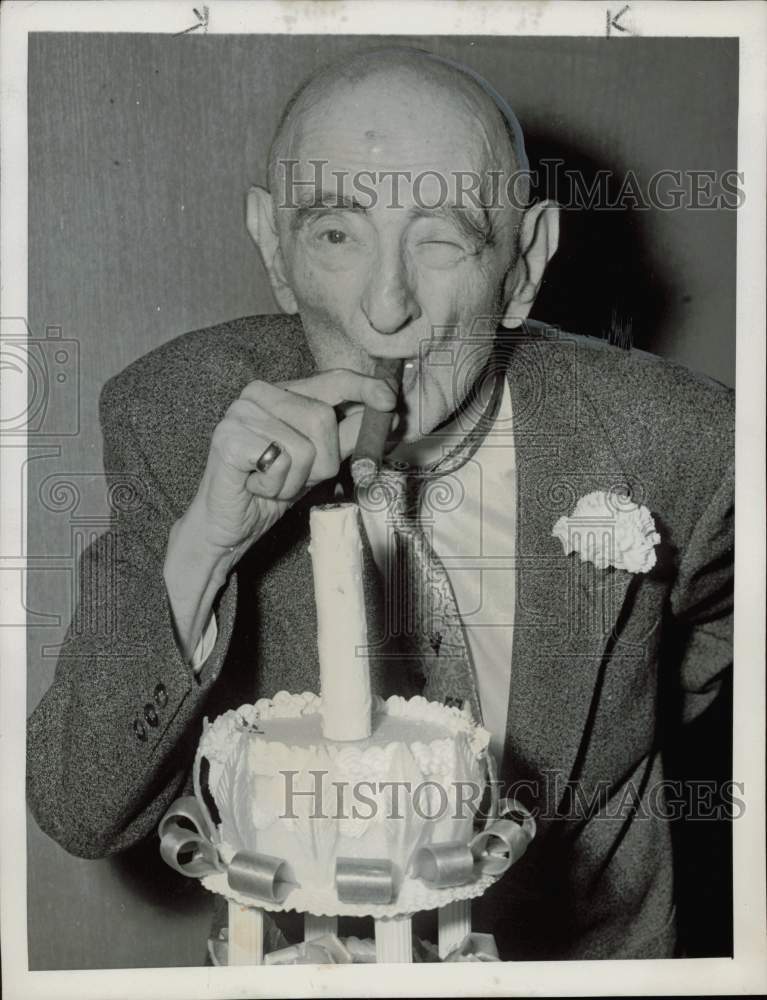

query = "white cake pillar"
[[374, 915, 413, 963], [438, 899, 472, 959], [227, 902, 264, 965], [304, 913, 338, 941], [309, 504, 372, 741]]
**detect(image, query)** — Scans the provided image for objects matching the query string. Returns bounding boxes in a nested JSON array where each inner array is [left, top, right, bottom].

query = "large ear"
[[246, 186, 299, 315], [501, 199, 560, 329]]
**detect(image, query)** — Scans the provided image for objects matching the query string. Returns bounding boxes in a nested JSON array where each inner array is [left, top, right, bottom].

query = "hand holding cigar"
[[351, 357, 405, 487]]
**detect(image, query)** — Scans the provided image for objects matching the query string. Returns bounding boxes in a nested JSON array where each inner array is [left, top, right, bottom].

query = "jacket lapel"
[[500, 329, 640, 805]]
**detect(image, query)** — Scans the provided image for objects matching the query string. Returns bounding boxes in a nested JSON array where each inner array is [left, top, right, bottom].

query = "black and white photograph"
[[1, 2, 765, 997]]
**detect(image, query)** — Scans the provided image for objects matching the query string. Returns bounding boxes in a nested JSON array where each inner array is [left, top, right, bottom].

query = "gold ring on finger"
[[255, 441, 282, 473]]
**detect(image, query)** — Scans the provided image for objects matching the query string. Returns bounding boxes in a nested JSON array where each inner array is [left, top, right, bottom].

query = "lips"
[[364, 354, 418, 392]]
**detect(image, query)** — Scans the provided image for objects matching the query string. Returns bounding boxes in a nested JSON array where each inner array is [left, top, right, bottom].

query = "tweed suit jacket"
[[27, 314, 734, 961]]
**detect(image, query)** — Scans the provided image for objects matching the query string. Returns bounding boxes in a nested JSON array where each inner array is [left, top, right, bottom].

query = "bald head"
[[246, 46, 557, 444], [267, 47, 529, 209]]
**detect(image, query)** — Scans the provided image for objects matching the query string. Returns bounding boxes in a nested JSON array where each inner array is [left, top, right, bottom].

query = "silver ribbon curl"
[[413, 841, 475, 887], [265, 933, 355, 965], [158, 796, 225, 878], [335, 856, 394, 904], [414, 797, 536, 888], [261, 931, 500, 965], [417, 930, 500, 963], [472, 795, 536, 874], [158, 796, 297, 904], [228, 850, 296, 904], [160, 785, 534, 904]]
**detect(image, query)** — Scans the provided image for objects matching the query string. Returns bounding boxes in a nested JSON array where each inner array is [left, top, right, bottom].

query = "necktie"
[[362, 356, 507, 728]]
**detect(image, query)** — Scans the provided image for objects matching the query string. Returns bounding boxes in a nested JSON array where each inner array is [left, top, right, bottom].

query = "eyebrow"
[[289, 190, 368, 234], [289, 189, 496, 250]]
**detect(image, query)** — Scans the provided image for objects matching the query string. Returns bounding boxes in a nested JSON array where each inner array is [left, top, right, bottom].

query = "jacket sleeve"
[[668, 459, 734, 724], [26, 379, 238, 858]]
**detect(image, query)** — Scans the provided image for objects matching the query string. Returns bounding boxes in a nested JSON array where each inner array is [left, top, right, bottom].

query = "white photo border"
[[1, 2, 765, 997]]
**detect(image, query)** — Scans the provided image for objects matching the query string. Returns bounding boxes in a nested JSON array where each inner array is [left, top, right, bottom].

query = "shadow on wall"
[[528, 130, 676, 350]]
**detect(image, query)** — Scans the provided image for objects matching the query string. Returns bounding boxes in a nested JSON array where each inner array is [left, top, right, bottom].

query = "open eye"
[[320, 229, 348, 245], [303, 214, 371, 269]]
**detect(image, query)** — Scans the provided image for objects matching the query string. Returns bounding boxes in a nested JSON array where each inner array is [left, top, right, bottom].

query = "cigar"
[[351, 357, 404, 486]]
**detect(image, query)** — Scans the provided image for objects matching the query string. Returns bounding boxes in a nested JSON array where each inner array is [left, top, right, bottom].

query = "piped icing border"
[[200, 866, 500, 919], [199, 692, 491, 759]]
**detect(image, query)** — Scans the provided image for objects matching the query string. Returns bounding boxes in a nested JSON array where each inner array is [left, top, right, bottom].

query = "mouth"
[[365, 353, 419, 393]]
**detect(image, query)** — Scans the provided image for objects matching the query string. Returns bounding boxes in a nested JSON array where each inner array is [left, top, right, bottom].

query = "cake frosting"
[[160, 498, 534, 933], [194, 692, 491, 900]]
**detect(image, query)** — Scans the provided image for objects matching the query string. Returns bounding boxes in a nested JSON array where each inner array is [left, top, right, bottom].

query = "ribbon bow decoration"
[[210, 930, 499, 965], [158, 796, 297, 903], [414, 797, 536, 889], [210, 931, 360, 967], [265, 933, 357, 965], [416, 931, 500, 963], [159, 782, 534, 907]]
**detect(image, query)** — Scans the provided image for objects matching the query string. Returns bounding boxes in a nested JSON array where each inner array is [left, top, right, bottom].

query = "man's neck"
[[388, 366, 507, 470]]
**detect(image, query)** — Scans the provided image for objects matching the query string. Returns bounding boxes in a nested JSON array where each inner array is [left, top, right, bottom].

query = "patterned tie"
[[361, 357, 506, 727]]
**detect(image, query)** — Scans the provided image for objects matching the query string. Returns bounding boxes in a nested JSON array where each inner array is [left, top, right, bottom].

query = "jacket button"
[[144, 704, 159, 727], [154, 683, 167, 707], [133, 718, 147, 741]]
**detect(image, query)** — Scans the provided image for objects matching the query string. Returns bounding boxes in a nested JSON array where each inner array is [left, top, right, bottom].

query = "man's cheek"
[[418, 268, 497, 334], [293, 268, 354, 326]]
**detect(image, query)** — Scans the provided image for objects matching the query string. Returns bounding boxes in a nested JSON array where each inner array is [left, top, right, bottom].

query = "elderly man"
[[27, 48, 733, 961]]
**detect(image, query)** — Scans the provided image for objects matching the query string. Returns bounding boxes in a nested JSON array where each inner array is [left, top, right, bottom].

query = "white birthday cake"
[[161, 503, 532, 927], [193, 690, 492, 913]]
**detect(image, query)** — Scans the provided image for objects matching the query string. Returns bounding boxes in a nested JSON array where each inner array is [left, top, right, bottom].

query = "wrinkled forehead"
[[300, 77, 496, 158], [272, 75, 517, 214]]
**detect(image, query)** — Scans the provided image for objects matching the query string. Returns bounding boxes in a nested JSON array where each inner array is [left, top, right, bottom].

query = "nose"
[[361, 241, 421, 335]]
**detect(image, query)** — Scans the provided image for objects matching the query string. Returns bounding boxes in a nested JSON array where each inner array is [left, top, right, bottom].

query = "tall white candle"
[[309, 503, 372, 741]]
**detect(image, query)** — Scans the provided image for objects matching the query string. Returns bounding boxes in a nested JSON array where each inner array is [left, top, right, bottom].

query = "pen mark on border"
[[174, 6, 209, 36], [606, 4, 631, 36]]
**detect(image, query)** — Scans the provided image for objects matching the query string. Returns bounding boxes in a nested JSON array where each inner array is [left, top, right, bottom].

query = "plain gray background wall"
[[27, 33, 737, 969]]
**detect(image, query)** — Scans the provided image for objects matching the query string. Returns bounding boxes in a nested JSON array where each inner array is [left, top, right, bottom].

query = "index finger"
[[281, 368, 398, 411]]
